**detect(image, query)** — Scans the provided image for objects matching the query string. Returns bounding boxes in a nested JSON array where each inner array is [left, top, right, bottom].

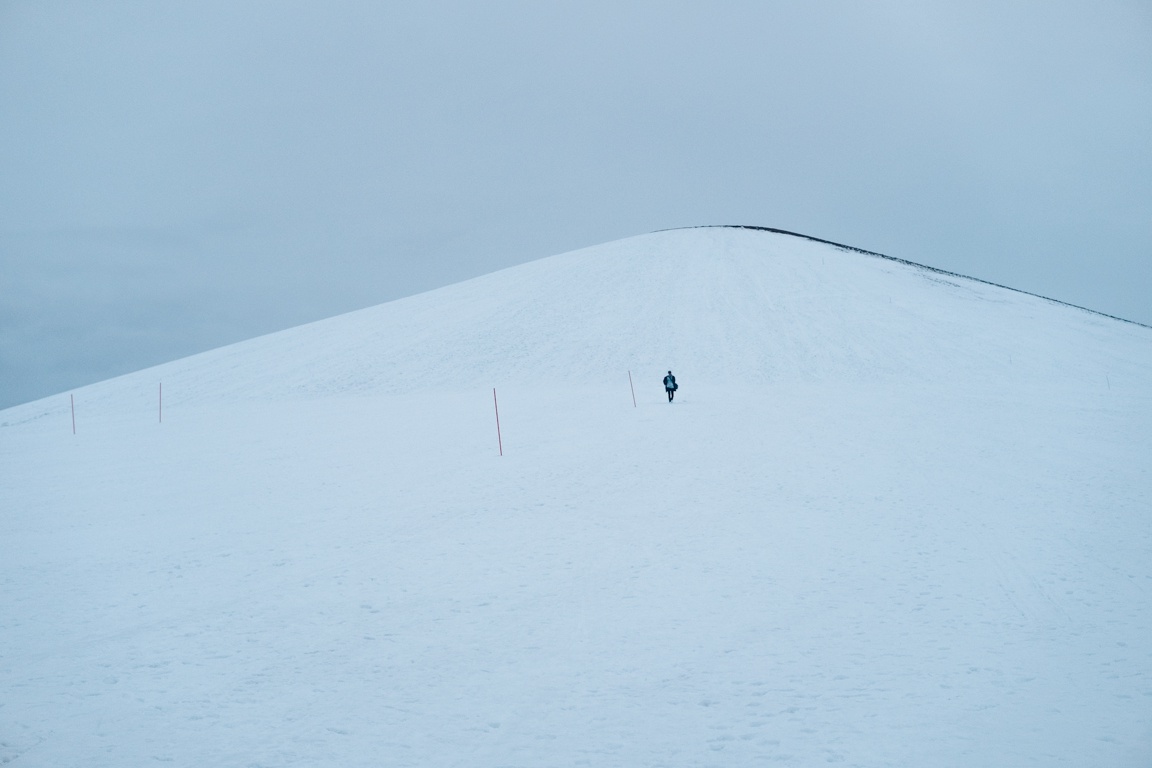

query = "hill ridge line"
[[667, 224, 1150, 330]]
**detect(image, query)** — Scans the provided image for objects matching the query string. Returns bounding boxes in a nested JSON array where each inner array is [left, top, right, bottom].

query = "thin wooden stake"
[[493, 388, 503, 456], [628, 370, 636, 407], [70, 393, 76, 435]]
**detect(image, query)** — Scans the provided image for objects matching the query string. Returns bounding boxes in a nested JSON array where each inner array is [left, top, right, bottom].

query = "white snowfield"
[[2, 227, 1150, 767]]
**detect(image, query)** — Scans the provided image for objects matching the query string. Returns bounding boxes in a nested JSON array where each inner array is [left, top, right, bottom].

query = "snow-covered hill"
[[2, 227, 1150, 766]]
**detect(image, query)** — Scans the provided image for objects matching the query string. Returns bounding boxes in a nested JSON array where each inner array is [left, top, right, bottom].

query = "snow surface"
[[2, 227, 1151, 766]]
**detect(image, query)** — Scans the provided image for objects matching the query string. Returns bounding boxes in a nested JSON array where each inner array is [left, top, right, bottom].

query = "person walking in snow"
[[663, 371, 678, 402]]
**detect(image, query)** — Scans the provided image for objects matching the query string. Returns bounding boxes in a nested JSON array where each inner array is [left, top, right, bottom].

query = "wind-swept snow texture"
[[2, 227, 1150, 767]]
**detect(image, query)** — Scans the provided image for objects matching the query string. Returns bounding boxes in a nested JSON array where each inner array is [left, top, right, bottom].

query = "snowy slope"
[[4, 227, 1144, 412], [2, 227, 1150, 767]]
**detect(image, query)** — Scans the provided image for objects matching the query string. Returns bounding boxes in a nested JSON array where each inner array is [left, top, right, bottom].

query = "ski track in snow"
[[1, 228, 1151, 767]]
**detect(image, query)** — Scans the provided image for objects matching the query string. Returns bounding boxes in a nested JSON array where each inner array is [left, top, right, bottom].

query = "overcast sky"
[[1, 0, 1149, 409]]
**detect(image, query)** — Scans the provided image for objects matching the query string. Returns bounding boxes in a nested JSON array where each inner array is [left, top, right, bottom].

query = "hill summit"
[[13, 226, 1147, 413]]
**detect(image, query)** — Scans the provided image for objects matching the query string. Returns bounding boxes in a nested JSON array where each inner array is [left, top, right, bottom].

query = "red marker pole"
[[70, 393, 76, 435], [628, 370, 637, 408], [493, 388, 503, 456]]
